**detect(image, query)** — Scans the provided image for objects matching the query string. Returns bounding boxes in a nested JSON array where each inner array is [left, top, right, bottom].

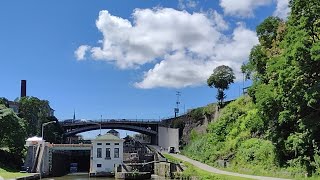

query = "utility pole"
[[174, 91, 181, 118]]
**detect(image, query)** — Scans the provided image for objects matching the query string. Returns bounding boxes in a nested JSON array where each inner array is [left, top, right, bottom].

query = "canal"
[[43, 173, 114, 180]]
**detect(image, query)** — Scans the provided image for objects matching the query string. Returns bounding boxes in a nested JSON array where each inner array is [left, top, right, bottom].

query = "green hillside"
[[183, 0, 320, 178]]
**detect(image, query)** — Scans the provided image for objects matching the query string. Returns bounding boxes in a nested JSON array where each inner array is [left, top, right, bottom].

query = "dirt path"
[[167, 153, 291, 180]]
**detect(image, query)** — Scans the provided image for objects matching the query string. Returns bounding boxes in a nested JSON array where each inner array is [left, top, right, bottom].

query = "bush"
[[234, 138, 278, 169], [189, 107, 203, 121]]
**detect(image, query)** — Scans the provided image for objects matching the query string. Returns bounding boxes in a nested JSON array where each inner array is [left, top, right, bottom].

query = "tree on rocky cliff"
[[207, 65, 235, 108]]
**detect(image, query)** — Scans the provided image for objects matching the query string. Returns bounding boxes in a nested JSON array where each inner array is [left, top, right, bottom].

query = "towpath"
[[167, 153, 291, 180]]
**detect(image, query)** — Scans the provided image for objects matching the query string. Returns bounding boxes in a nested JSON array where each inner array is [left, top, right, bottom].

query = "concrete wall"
[[158, 127, 179, 152]]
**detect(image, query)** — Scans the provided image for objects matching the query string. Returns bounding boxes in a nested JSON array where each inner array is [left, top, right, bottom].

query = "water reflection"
[[43, 173, 114, 180]]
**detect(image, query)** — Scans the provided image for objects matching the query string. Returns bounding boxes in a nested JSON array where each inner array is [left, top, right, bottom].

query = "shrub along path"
[[167, 153, 291, 180]]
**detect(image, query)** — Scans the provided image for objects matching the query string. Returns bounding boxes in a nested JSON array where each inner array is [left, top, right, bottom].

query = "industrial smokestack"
[[21, 80, 26, 97]]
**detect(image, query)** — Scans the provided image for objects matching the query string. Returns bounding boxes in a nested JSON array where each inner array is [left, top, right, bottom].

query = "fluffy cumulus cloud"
[[75, 45, 91, 60], [76, 8, 258, 89], [135, 24, 259, 89], [220, 0, 272, 17], [273, 0, 290, 19], [90, 8, 222, 69]]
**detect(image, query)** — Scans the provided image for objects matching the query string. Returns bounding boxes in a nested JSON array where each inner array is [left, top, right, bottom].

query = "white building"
[[107, 129, 120, 138], [90, 133, 124, 176]]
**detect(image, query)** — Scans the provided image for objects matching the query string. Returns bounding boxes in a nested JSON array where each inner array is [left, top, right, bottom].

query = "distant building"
[[90, 133, 124, 176], [49, 107, 55, 117], [123, 136, 154, 163], [107, 129, 119, 138], [133, 133, 151, 144], [8, 101, 19, 113]]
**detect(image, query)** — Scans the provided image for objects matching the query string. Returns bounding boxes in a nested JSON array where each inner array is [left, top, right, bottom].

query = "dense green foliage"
[[185, 0, 320, 177], [19, 96, 52, 136], [18, 96, 63, 142], [0, 96, 63, 170], [207, 65, 235, 107], [184, 97, 279, 171], [42, 116, 64, 143], [0, 105, 26, 157], [243, 0, 320, 175]]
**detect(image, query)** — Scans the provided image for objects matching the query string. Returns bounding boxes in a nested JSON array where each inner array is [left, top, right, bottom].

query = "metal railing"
[[60, 118, 161, 124]]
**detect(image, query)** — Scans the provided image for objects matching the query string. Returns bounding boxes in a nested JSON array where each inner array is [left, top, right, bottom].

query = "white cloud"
[[77, 8, 258, 89], [178, 0, 198, 10], [220, 0, 272, 17], [134, 51, 211, 89], [135, 24, 259, 89], [75, 45, 91, 60], [273, 0, 290, 19], [88, 8, 223, 69], [207, 9, 229, 31]]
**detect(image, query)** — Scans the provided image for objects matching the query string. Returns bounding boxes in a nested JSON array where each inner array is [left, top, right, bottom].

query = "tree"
[[0, 97, 9, 107], [18, 96, 52, 136], [0, 104, 27, 156], [256, 16, 281, 49], [241, 0, 320, 174], [207, 65, 235, 108], [42, 116, 64, 143]]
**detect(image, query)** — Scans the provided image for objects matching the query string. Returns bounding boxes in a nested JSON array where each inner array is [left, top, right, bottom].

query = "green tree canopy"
[[241, 0, 320, 174], [42, 116, 64, 143], [207, 65, 235, 107], [0, 104, 27, 156], [19, 96, 52, 136]]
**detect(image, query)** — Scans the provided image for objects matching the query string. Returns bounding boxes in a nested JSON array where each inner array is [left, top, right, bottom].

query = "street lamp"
[[41, 121, 56, 140], [90, 122, 102, 136]]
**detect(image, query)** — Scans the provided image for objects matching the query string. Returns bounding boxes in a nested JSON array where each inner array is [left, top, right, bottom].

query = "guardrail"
[[59, 119, 162, 124]]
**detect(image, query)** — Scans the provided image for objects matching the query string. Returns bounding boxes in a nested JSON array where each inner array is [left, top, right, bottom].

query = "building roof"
[[107, 129, 119, 134], [26, 136, 43, 142], [8, 101, 19, 106], [93, 133, 124, 141]]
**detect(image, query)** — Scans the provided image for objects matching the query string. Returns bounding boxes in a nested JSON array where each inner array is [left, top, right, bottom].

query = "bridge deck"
[[60, 119, 161, 126]]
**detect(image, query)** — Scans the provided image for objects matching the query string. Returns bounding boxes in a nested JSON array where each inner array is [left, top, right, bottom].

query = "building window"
[[97, 143, 102, 145], [115, 143, 119, 145], [106, 143, 110, 145], [97, 164, 102, 168], [106, 148, 111, 159], [97, 148, 102, 158], [114, 148, 119, 158]]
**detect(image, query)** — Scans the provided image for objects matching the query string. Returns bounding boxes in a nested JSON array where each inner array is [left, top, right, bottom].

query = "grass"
[[0, 167, 30, 179], [164, 154, 251, 180], [170, 153, 320, 180]]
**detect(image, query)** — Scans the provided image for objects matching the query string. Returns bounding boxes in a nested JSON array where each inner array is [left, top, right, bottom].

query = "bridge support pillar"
[[151, 134, 158, 145]]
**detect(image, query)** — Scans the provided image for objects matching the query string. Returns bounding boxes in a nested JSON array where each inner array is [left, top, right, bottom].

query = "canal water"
[[43, 173, 114, 180]]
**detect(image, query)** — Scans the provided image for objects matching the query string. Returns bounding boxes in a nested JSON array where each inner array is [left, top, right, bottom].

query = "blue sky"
[[0, 0, 289, 125]]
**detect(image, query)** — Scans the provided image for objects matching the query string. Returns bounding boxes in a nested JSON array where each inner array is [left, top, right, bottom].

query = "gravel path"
[[167, 153, 291, 180]]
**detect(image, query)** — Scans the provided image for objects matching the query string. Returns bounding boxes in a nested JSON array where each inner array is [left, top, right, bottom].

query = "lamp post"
[[100, 115, 102, 135], [41, 121, 56, 140], [90, 122, 102, 136]]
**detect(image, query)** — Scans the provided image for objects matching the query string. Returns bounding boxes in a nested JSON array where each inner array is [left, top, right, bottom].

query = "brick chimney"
[[21, 80, 26, 97]]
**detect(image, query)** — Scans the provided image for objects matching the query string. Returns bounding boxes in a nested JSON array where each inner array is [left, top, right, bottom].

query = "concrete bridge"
[[59, 119, 177, 147]]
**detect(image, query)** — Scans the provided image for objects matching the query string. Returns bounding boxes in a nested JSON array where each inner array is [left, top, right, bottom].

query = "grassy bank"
[[164, 154, 250, 180], [0, 167, 30, 179]]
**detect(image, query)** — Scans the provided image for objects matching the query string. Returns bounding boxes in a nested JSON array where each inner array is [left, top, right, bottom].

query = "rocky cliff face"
[[163, 105, 219, 146]]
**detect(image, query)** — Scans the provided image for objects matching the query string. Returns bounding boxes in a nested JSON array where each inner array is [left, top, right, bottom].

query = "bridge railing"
[[59, 118, 161, 124]]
